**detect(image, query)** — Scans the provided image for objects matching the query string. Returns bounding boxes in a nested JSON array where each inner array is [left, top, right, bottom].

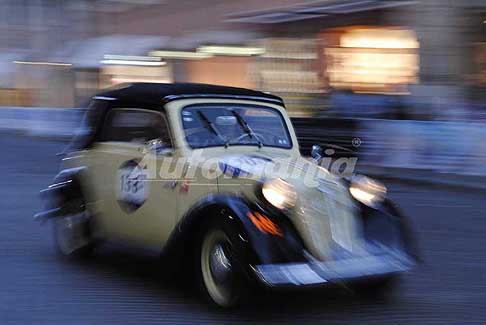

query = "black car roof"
[[95, 82, 284, 108], [71, 83, 284, 150]]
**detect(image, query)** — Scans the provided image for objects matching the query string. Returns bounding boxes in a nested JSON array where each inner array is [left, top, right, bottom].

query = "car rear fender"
[[34, 167, 87, 222]]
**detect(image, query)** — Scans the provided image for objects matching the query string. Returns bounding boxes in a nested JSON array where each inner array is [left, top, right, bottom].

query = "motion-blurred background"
[[0, 0, 484, 114], [1, 0, 486, 174], [1, 1, 486, 323]]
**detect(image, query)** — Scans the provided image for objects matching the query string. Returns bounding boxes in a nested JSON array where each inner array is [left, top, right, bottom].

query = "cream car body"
[[37, 83, 419, 307]]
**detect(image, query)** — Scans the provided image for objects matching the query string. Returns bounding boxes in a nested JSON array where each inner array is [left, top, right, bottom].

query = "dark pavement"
[[1, 135, 485, 324]]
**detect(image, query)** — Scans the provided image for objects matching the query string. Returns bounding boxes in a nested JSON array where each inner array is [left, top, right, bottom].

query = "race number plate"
[[116, 160, 149, 212]]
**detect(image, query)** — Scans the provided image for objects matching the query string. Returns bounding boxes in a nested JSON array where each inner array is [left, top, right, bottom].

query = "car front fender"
[[360, 198, 422, 263], [162, 193, 307, 269]]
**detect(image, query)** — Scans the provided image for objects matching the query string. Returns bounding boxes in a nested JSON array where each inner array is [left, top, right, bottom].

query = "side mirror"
[[144, 138, 172, 156], [311, 144, 323, 163]]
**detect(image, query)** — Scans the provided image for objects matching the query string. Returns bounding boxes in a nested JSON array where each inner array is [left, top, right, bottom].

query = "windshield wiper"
[[196, 110, 228, 147], [230, 110, 263, 148]]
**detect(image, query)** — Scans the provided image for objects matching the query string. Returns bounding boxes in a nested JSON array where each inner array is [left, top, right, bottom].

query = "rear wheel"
[[196, 218, 248, 308], [53, 197, 95, 258]]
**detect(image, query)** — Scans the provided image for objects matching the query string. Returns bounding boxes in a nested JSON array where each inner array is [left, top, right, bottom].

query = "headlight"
[[349, 175, 387, 207], [262, 178, 297, 209]]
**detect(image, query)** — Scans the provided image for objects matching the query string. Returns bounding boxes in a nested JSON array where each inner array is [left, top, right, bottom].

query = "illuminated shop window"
[[324, 28, 419, 94]]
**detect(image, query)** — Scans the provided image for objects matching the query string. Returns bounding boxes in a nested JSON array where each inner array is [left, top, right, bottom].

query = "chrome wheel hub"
[[209, 243, 232, 284], [201, 229, 237, 307]]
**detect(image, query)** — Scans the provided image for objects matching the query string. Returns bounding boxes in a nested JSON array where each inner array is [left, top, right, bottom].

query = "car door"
[[89, 108, 177, 251]]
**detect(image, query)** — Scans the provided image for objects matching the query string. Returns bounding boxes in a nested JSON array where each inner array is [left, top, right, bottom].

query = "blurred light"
[[197, 45, 265, 56], [262, 178, 297, 209], [103, 55, 162, 62], [13, 61, 72, 67], [110, 77, 170, 84], [340, 29, 419, 49], [149, 50, 213, 59], [349, 175, 387, 207], [326, 27, 419, 94], [100, 60, 166, 66], [349, 187, 376, 205]]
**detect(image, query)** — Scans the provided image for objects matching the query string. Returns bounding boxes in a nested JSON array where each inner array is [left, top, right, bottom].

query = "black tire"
[[352, 275, 399, 299], [194, 216, 249, 308], [53, 196, 95, 258]]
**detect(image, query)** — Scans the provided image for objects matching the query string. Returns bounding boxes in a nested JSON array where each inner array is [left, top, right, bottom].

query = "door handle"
[[168, 180, 178, 189]]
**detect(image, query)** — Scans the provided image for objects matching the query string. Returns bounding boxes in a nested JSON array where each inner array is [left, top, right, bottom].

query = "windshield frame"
[[180, 103, 294, 150]]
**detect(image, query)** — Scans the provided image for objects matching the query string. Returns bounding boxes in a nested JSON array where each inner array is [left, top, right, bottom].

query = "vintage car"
[[36, 83, 419, 307]]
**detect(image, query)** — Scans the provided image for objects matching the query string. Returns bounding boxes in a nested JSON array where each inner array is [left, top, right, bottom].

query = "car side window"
[[102, 109, 172, 147]]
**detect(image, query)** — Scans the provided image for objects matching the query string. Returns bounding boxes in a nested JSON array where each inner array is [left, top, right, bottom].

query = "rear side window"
[[102, 109, 172, 146], [71, 99, 109, 149]]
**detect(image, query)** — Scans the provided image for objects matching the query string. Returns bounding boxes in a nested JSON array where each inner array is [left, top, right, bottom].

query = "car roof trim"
[[96, 82, 283, 107], [163, 94, 284, 105], [92, 96, 117, 101]]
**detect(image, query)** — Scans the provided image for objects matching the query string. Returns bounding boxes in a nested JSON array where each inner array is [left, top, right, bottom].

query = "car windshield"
[[181, 104, 292, 149]]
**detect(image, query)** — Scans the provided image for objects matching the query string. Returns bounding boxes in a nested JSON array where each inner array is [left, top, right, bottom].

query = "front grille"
[[292, 179, 365, 261]]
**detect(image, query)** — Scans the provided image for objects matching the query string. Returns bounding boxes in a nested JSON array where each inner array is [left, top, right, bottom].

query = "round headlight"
[[349, 175, 387, 206], [262, 178, 297, 210]]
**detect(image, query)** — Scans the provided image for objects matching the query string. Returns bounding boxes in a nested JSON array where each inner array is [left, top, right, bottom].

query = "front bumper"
[[253, 250, 414, 287]]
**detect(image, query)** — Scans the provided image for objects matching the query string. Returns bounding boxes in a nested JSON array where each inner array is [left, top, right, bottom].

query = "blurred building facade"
[[0, 0, 485, 119]]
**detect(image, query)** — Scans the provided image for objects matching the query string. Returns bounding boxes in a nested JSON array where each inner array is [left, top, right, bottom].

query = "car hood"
[[217, 152, 337, 185]]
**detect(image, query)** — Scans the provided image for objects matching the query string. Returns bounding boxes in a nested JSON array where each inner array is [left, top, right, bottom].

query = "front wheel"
[[196, 219, 248, 308]]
